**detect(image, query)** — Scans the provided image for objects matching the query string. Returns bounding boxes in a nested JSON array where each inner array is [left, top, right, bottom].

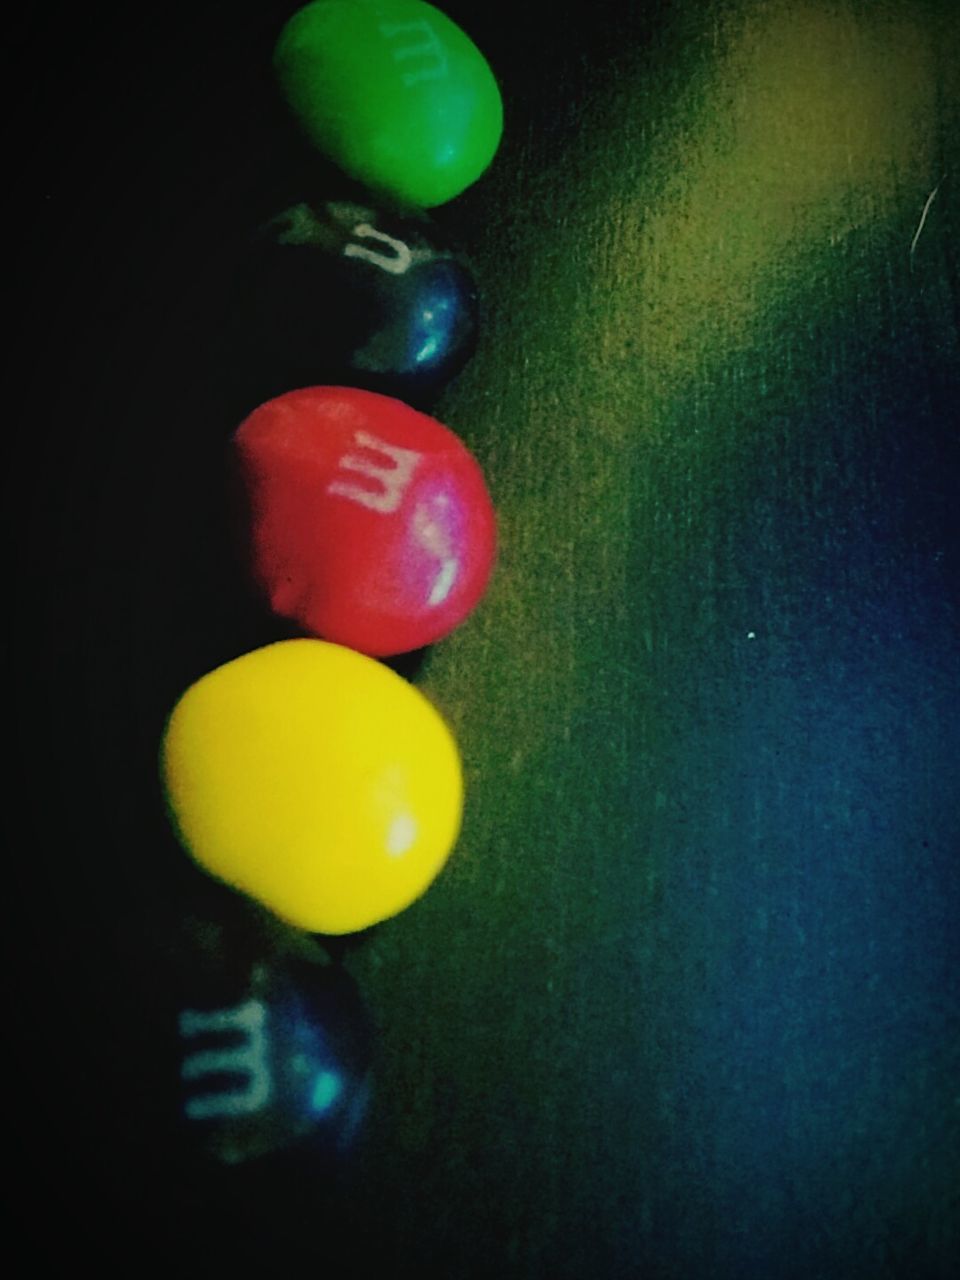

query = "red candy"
[[232, 387, 496, 656]]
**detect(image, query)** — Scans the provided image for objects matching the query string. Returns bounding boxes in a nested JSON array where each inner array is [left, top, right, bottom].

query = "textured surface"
[[13, 0, 959, 1274]]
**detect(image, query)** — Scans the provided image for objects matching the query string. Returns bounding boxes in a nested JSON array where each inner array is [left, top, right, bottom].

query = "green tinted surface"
[[273, 0, 503, 206]]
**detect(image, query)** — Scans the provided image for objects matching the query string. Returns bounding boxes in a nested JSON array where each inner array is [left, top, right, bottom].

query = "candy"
[[229, 199, 478, 405], [160, 639, 463, 934], [175, 945, 373, 1166], [232, 386, 496, 656], [273, 0, 503, 206]]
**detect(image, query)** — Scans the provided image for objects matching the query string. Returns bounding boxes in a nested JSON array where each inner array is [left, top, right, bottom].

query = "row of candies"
[[160, 1, 503, 1166]]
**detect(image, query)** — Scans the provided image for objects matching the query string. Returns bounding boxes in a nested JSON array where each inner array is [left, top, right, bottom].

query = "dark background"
[[11, 0, 960, 1274]]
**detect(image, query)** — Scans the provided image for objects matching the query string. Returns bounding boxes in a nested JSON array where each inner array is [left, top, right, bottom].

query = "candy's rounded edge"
[[158, 666, 246, 899], [268, 663, 466, 935]]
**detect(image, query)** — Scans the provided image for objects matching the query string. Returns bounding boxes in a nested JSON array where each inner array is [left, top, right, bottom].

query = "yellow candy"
[[160, 639, 463, 934]]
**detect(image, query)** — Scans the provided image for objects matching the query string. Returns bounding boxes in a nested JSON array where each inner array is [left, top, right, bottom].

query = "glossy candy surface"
[[174, 937, 374, 1166], [273, 0, 503, 207], [230, 199, 478, 405], [160, 639, 463, 933], [232, 386, 496, 656]]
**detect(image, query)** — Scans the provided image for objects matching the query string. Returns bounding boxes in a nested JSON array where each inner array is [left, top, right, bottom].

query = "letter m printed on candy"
[[327, 429, 421, 514]]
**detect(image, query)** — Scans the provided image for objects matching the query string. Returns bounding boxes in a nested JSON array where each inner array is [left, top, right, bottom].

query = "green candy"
[[274, 0, 503, 208]]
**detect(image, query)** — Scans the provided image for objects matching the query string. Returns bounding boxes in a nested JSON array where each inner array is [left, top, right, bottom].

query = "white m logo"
[[379, 18, 448, 87], [327, 429, 422, 515], [179, 999, 272, 1120], [343, 223, 412, 275]]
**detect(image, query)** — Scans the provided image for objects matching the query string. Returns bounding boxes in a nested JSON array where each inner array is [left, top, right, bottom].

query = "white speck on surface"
[[910, 179, 943, 260]]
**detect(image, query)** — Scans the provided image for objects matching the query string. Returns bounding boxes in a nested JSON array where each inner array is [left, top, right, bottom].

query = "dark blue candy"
[[229, 199, 479, 407], [174, 929, 373, 1167]]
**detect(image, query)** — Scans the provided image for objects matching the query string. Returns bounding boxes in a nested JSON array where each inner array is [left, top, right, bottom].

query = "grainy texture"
[[12, 1, 959, 1274]]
